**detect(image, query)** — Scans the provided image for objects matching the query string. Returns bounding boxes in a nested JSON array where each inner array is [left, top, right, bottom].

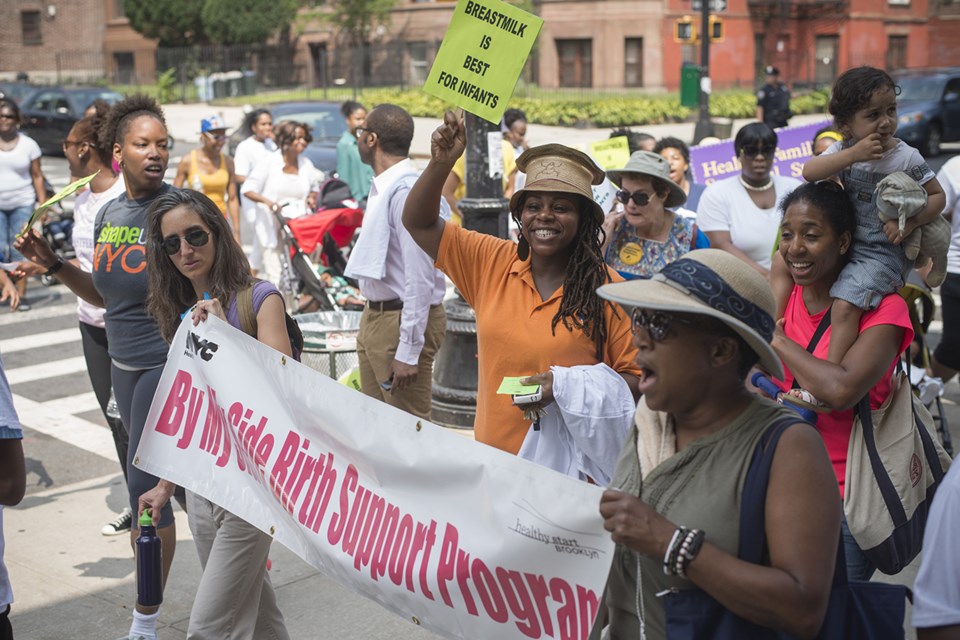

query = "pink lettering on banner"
[[155, 370, 193, 436]]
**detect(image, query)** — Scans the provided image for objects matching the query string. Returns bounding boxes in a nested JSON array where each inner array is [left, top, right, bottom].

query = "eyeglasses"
[[741, 145, 777, 158], [62, 139, 81, 151], [204, 132, 226, 141], [631, 308, 696, 342], [0, 114, 16, 120], [160, 228, 210, 255], [616, 189, 653, 207], [355, 126, 376, 138]]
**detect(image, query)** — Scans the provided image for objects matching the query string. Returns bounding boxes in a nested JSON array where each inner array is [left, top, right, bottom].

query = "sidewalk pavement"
[[6, 471, 438, 639], [162, 102, 832, 163]]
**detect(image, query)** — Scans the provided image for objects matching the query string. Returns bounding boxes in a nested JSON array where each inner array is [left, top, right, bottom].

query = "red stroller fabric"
[[286, 208, 363, 264]]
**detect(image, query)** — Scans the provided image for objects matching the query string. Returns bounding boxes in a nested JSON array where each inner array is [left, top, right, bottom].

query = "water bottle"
[[136, 510, 163, 607]]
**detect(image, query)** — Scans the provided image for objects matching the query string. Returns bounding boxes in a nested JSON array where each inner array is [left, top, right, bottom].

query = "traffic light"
[[709, 16, 724, 42], [674, 16, 696, 44]]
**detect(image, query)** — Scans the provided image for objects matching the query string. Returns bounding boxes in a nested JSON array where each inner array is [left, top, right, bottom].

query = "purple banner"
[[690, 119, 832, 186]]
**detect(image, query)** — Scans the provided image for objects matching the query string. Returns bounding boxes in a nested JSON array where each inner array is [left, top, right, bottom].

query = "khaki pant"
[[356, 304, 446, 419], [185, 491, 289, 640]]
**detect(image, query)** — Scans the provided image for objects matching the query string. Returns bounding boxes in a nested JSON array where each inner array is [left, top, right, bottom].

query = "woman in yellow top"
[[174, 115, 241, 243]]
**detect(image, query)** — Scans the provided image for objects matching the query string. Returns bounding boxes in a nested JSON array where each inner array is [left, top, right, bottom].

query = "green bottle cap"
[[139, 509, 153, 527]]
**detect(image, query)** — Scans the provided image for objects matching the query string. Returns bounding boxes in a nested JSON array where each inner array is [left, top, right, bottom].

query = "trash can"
[[711, 117, 734, 140], [680, 65, 700, 109], [241, 70, 256, 95], [294, 310, 362, 379]]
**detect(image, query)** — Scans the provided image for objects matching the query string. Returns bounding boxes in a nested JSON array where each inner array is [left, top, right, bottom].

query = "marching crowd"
[[0, 62, 959, 639]]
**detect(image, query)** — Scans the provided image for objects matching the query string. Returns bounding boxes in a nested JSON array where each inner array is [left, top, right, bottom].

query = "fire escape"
[[746, 0, 848, 87]]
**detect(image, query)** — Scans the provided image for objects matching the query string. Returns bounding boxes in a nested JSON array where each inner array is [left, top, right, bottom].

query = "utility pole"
[[693, 0, 714, 143]]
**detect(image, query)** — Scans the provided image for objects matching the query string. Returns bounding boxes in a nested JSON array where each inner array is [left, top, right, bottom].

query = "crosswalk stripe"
[[44, 390, 102, 415], [12, 393, 116, 461], [5, 356, 88, 385], [0, 327, 81, 353], [0, 303, 77, 327]]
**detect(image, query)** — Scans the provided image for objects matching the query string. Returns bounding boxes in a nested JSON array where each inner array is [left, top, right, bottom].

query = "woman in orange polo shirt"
[[403, 111, 641, 457]]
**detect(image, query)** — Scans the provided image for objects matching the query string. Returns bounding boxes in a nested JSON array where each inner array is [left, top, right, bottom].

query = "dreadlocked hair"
[[515, 193, 613, 360]]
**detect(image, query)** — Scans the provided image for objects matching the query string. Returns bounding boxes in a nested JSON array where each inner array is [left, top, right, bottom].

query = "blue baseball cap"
[[201, 115, 226, 133]]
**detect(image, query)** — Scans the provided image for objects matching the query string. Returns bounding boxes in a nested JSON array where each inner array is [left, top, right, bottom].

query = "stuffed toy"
[[875, 171, 950, 288]]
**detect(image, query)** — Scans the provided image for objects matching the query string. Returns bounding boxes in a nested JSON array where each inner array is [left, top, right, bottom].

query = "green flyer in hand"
[[16, 170, 99, 239]]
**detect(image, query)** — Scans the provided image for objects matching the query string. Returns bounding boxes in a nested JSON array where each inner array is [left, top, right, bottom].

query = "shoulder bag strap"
[[237, 281, 258, 338], [791, 307, 832, 390]]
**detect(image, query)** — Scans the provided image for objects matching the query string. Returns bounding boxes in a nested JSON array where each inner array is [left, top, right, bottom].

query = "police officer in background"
[[756, 66, 792, 130]]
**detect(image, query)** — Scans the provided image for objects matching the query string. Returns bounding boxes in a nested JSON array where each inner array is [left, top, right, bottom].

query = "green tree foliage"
[[318, 0, 398, 47], [202, 0, 300, 45], [122, 0, 207, 46]]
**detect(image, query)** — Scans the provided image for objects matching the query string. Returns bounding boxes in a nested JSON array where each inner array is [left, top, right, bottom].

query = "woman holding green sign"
[[404, 111, 641, 479]]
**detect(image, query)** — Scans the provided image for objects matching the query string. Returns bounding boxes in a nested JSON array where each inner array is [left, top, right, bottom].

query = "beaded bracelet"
[[674, 529, 706, 578], [662, 527, 686, 576]]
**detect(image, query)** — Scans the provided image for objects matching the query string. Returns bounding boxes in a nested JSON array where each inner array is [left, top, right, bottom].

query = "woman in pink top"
[[771, 180, 913, 581]]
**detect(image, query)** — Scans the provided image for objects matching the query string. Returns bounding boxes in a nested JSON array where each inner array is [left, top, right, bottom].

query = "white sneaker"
[[918, 376, 945, 406], [113, 635, 154, 640], [101, 507, 133, 536]]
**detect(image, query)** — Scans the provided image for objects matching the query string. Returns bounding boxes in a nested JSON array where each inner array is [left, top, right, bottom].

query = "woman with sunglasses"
[[173, 115, 241, 244], [602, 151, 709, 281], [404, 112, 641, 481], [595, 248, 839, 639], [137, 188, 291, 639], [242, 120, 320, 288], [697, 123, 801, 277], [0, 97, 45, 310], [15, 94, 178, 640]]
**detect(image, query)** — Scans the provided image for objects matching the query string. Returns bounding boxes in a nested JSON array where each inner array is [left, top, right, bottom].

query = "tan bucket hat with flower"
[[510, 143, 606, 224]]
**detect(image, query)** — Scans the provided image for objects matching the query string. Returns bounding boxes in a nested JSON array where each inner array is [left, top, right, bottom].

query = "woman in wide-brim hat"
[[602, 151, 709, 281], [402, 110, 642, 461], [595, 248, 840, 639]]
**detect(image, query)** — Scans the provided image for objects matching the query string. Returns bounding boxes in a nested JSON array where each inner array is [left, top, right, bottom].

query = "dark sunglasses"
[[631, 308, 696, 342], [0, 114, 16, 120], [616, 189, 652, 207], [741, 145, 777, 158], [160, 229, 210, 255], [355, 126, 377, 138], [815, 179, 843, 192], [205, 132, 226, 141]]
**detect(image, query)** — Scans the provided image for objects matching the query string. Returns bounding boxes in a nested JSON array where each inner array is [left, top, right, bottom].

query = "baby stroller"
[[272, 183, 365, 314], [900, 272, 953, 456]]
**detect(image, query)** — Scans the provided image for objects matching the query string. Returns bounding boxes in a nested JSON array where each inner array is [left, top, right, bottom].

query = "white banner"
[[136, 316, 615, 640]]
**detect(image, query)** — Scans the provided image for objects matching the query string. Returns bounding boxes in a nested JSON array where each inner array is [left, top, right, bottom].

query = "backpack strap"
[[790, 307, 832, 390], [237, 282, 258, 339]]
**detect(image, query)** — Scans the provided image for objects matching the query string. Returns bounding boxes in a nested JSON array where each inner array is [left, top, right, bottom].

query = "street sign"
[[691, 0, 727, 11]]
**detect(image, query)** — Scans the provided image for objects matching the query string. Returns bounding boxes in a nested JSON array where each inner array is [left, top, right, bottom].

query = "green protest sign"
[[424, 0, 543, 124], [16, 171, 99, 238], [589, 137, 631, 171]]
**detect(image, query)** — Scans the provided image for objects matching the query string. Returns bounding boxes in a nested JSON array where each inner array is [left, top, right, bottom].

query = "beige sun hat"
[[606, 151, 687, 208], [597, 248, 783, 379], [510, 143, 606, 224]]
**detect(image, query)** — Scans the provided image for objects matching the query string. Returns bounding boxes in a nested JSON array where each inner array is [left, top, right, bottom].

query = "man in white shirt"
[[345, 104, 447, 419]]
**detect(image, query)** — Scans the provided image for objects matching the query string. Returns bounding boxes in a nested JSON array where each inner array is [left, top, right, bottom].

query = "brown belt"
[[366, 298, 403, 312]]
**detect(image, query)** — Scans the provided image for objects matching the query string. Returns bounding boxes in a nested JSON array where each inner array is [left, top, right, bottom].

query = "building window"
[[886, 35, 907, 71], [113, 52, 136, 84], [814, 35, 838, 87], [407, 41, 430, 86], [557, 39, 592, 88], [21, 11, 42, 46], [114, 0, 126, 18], [625, 38, 643, 87]]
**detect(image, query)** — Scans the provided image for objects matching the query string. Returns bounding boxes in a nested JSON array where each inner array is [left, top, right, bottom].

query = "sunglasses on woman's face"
[[741, 145, 777, 158], [616, 189, 652, 207], [160, 228, 210, 255], [631, 308, 697, 342]]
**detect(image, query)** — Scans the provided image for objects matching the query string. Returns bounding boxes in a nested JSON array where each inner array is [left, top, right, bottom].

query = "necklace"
[[738, 175, 773, 192]]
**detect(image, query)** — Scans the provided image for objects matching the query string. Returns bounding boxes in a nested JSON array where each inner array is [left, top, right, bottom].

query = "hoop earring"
[[517, 233, 529, 261]]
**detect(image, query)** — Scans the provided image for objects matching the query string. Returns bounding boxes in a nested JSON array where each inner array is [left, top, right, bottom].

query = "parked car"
[[19, 87, 124, 155], [0, 81, 37, 104], [893, 67, 960, 157], [228, 101, 345, 175]]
